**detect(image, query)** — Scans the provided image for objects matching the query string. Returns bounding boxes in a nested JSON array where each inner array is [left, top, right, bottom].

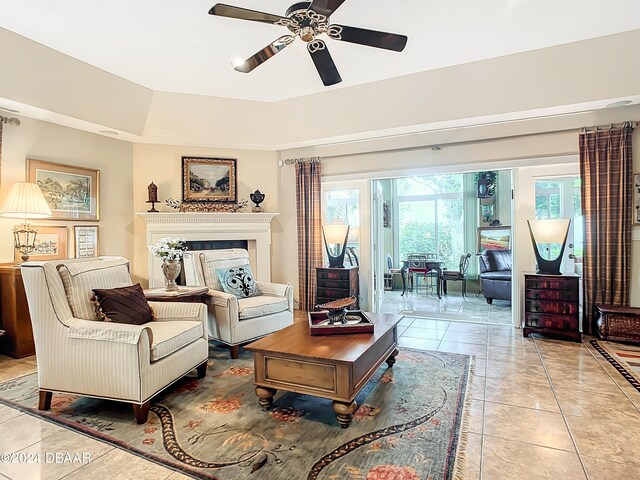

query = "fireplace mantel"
[[137, 212, 278, 225], [138, 212, 279, 287]]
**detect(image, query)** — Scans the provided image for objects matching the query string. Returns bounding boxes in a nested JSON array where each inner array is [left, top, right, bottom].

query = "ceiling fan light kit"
[[209, 1, 408, 86]]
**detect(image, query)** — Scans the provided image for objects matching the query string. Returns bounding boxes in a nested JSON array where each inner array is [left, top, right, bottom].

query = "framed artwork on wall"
[[16, 226, 68, 262], [182, 157, 237, 203], [27, 159, 100, 221], [74, 225, 99, 258], [477, 226, 511, 252], [634, 172, 640, 224]]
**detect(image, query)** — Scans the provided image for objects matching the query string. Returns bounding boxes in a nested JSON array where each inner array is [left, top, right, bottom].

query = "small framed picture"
[[16, 226, 68, 262], [74, 225, 99, 258], [634, 172, 640, 224], [477, 226, 511, 252], [182, 157, 237, 203]]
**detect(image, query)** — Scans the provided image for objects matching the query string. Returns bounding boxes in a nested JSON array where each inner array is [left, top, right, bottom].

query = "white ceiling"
[[2, 0, 640, 102]]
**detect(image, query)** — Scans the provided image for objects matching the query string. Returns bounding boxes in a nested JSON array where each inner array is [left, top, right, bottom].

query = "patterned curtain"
[[295, 161, 323, 311], [579, 124, 634, 335]]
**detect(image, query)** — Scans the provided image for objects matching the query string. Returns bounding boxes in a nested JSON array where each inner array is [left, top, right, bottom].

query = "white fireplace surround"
[[138, 212, 278, 288]]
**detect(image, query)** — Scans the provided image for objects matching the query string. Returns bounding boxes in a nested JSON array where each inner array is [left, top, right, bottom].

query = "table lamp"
[[322, 224, 350, 268], [0, 182, 52, 262], [527, 218, 571, 275]]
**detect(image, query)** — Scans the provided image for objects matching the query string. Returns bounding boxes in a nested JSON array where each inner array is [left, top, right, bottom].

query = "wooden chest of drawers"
[[523, 273, 581, 342], [316, 266, 359, 309]]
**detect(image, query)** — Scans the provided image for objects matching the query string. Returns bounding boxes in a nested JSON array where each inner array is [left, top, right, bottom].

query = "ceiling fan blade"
[[234, 35, 295, 73], [307, 40, 342, 86], [308, 0, 346, 18], [209, 4, 286, 25], [328, 25, 407, 52]]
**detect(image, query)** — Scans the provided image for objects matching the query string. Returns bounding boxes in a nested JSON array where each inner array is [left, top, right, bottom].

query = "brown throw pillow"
[[92, 283, 154, 325]]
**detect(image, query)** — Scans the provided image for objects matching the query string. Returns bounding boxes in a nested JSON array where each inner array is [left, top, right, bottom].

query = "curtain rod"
[[580, 121, 635, 133], [0, 115, 20, 127], [279, 156, 321, 166]]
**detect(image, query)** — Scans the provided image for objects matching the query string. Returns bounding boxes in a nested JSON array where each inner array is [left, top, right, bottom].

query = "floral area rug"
[[591, 340, 640, 392], [0, 347, 472, 480]]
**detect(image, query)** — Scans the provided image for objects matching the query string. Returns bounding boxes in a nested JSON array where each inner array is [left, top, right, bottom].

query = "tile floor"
[[381, 289, 513, 324], [1, 317, 640, 479]]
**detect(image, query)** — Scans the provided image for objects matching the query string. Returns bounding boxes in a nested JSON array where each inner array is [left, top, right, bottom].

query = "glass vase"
[[161, 259, 181, 292]]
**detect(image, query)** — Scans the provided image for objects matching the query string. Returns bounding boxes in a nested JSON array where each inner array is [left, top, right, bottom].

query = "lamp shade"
[[323, 224, 349, 244], [528, 219, 571, 244], [0, 182, 52, 219]]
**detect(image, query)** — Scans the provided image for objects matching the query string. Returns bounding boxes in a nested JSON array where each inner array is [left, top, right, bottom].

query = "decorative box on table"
[[308, 310, 374, 335]]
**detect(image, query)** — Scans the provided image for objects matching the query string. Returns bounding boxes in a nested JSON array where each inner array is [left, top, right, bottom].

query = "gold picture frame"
[[27, 159, 100, 221], [15, 225, 68, 262], [182, 157, 237, 203], [74, 225, 99, 258]]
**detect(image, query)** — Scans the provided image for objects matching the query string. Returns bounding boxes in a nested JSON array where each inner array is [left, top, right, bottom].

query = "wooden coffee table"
[[244, 313, 402, 428]]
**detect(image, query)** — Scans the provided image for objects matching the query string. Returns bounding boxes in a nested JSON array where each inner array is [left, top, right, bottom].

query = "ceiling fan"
[[209, 1, 408, 86]]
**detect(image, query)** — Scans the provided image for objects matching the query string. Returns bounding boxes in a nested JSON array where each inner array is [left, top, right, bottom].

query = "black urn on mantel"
[[250, 190, 265, 213]]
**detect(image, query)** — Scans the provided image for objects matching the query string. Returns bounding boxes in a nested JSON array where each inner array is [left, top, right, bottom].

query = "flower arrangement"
[[148, 237, 189, 261]]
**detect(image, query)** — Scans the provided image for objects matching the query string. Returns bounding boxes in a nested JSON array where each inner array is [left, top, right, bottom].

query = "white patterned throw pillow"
[[215, 264, 260, 298]]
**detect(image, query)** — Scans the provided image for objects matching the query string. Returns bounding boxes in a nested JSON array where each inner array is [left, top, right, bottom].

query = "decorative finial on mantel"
[[146, 181, 159, 212]]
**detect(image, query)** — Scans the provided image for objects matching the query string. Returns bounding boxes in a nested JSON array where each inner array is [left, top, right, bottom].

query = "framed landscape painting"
[[27, 159, 99, 221], [16, 226, 67, 262], [182, 157, 237, 203], [477, 226, 511, 252]]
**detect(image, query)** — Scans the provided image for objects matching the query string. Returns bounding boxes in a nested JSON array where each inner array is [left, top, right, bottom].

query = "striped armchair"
[[184, 249, 294, 359], [20, 257, 209, 424]]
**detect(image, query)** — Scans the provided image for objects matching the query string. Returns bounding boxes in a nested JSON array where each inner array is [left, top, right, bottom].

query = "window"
[[534, 178, 583, 262], [535, 181, 562, 219], [394, 174, 464, 266]]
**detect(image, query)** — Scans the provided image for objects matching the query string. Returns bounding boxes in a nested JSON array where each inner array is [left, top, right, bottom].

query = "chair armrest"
[[67, 318, 152, 347], [206, 289, 238, 307], [256, 282, 294, 311], [149, 301, 207, 324], [256, 282, 291, 298]]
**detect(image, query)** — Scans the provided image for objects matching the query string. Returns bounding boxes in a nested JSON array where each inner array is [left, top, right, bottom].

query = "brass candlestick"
[[146, 181, 159, 213]]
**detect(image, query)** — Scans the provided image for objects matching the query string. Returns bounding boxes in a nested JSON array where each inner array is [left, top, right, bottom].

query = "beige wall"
[[131, 144, 280, 286], [0, 117, 134, 263]]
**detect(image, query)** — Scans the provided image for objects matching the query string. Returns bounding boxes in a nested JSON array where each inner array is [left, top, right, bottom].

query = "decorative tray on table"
[[308, 309, 374, 336]]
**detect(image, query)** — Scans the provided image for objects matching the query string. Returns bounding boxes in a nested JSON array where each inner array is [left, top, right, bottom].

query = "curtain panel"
[[579, 124, 634, 335], [295, 161, 323, 311]]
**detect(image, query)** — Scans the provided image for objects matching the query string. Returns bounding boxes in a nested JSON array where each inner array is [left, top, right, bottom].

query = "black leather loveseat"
[[479, 249, 512, 304]]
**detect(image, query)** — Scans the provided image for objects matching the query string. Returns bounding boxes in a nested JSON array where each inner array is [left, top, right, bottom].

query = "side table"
[[144, 286, 209, 304]]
